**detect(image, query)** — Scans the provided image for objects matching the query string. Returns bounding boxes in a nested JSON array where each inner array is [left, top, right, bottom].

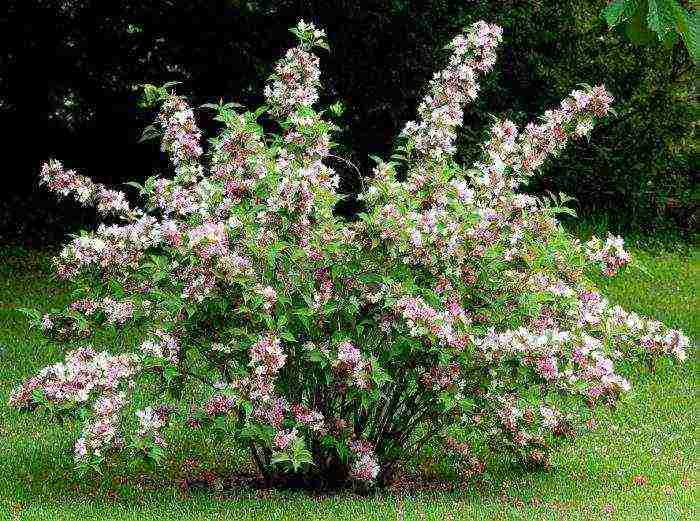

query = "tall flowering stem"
[[40, 160, 138, 220], [401, 21, 503, 165]]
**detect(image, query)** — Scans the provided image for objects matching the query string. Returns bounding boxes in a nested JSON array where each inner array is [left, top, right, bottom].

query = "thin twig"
[[327, 154, 366, 193]]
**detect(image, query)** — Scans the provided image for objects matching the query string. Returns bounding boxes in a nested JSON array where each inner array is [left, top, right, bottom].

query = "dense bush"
[[2, 1, 696, 243], [10, 21, 689, 489]]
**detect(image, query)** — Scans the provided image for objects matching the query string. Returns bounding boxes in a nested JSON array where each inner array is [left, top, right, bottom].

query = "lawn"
[[0, 245, 697, 520]]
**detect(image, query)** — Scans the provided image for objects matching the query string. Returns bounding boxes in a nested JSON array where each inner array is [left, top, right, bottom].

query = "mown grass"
[[0, 246, 697, 520]]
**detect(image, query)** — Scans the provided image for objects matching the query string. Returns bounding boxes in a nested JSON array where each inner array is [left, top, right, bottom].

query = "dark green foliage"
[[602, 0, 699, 61]]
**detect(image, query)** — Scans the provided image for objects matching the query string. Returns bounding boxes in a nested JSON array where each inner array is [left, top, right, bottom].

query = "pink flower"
[[257, 285, 278, 312], [273, 428, 298, 450], [250, 334, 287, 374], [253, 397, 288, 428], [348, 439, 380, 482], [536, 356, 558, 381], [205, 394, 235, 416], [74, 438, 88, 459], [290, 404, 325, 432], [350, 453, 380, 482], [337, 341, 361, 366]]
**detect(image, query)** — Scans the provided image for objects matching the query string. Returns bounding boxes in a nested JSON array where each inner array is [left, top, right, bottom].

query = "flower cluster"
[[585, 234, 630, 276], [9, 347, 140, 408], [140, 330, 180, 365], [74, 392, 126, 461], [135, 405, 171, 448], [157, 94, 204, 183], [204, 394, 236, 417], [40, 160, 136, 219], [249, 334, 287, 375], [348, 439, 380, 483], [264, 21, 325, 118], [273, 428, 298, 450], [290, 403, 325, 432], [395, 296, 469, 349], [334, 341, 372, 389], [511, 86, 614, 181]]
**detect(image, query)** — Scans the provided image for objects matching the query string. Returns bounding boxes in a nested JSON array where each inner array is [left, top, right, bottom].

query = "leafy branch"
[[602, 0, 699, 62]]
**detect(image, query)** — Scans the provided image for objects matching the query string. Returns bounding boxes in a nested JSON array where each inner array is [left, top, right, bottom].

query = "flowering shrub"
[[11, 20, 689, 488]]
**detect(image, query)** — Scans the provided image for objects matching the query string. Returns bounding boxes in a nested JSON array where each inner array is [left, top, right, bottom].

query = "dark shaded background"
[[1, 0, 696, 246]]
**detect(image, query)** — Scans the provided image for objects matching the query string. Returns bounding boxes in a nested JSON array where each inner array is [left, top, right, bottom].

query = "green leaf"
[[602, 0, 627, 26], [270, 452, 291, 465], [647, 0, 661, 33], [672, 4, 700, 63], [304, 349, 327, 364], [17, 307, 41, 322], [280, 330, 296, 342], [163, 365, 179, 383], [608, 0, 696, 54], [623, 0, 643, 18], [625, 2, 657, 45], [138, 125, 162, 144], [329, 101, 345, 116], [31, 388, 48, 405], [123, 181, 144, 192], [108, 279, 125, 299], [162, 81, 182, 90]]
